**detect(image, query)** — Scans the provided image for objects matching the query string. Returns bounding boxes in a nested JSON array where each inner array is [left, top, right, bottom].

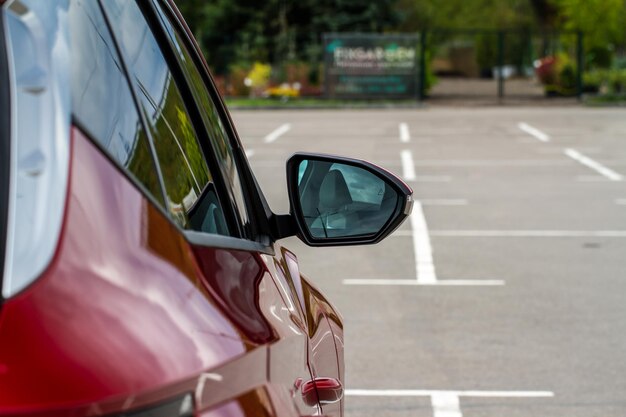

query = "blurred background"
[[175, 0, 626, 106], [174, 1, 626, 416]]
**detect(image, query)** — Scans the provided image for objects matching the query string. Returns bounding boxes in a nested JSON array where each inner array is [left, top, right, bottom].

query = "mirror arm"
[[270, 214, 298, 240]]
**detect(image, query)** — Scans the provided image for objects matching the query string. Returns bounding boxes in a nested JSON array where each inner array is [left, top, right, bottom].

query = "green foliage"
[[174, 0, 626, 97], [395, 0, 535, 31], [550, 0, 626, 52], [247, 62, 272, 88], [422, 49, 438, 94], [559, 63, 576, 91], [613, 56, 626, 70], [228, 64, 251, 97], [583, 69, 606, 89], [583, 69, 626, 94], [537, 52, 577, 95], [476, 34, 497, 69], [608, 70, 626, 93], [176, 0, 399, 74], [587, 46, 614, 69], [555, 52, 575, 90]]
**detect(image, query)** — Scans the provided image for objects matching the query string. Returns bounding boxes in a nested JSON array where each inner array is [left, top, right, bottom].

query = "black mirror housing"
[[286, 152, 413, 247]]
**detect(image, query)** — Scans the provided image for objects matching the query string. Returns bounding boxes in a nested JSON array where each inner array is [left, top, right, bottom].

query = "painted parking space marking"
[[408, 159, 571, 167], [518, 122, 550, 142], [358, 159, 578, 168], [391, 230, 626, 238], [344, 151, 502, 287], [576, 175, 614, 182], [400, 122, 411, 143], [412, 201, 437, 284], [401, 150, 416, 181], [564, 148, 623, 181], [346, 389, 555, 397], [413, 176, 452, 183], [263, 123, 291, 143], [244, 149, 255, 158], [536, 147, 603, 155], [342, 279, 505, 286], [343, 199, 504, 287], [432, 392, 461, 417], [347, 389, 554, 417], [616, 199, 626, 205], [515, 124, 624, 183], [421, 199, 468, 206], [400, 149, 451, 183]]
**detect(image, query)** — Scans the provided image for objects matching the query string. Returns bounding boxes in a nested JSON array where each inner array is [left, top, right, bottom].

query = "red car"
[[0, 1, 412, 416]]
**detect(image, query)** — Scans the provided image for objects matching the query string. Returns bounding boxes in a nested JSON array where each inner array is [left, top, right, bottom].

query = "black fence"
[[422, 29, 583, 101]]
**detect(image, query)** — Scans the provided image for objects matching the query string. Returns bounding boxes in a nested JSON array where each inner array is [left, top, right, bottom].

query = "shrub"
[[265, 83, 300, 99], [582, 68, 626, 94], [583, 69, 607, 93], [536, 53, 578, 96], [228, 64, 250, 97], [247, 62, 272, 89], [608, 69, 626, 93]]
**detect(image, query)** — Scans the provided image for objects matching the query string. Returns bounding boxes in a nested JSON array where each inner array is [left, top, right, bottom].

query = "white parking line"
[[409, 159, 570, 167], [564, 148, 623, 181], [391, 230, 626, 237], [432, 392, 462, 417], [342, 279, 505, 286], [346, 389, 555, 398], [244, 149, 255, 158], [414, 176, 452, 183], [401, 150, 416, 181], [576, 175, 613, 182], [264, 123, 291, 143], [347, 389, 554, 417], [518, 122, 550, 142], [421, 199, 468, 206], [616, 199, 626, 205], [342, 200, 505, 286], [399, 122, 411, 143], [342, 152, 504, 287], [412, 201, 437, 284]]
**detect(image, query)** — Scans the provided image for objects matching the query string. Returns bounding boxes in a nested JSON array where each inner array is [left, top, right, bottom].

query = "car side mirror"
[[286, 153, 413, 247]]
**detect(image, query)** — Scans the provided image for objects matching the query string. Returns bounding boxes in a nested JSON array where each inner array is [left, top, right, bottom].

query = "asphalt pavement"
[[231, 107, 626, 417]]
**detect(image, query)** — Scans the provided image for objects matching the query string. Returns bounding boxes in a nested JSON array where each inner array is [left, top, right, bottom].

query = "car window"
[[100, 0, 231, 236], [70, 0, 163, 205], [152, 0, 253, 238]]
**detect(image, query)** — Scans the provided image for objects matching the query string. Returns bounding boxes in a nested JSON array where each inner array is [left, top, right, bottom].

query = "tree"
[[176, 0, 399, 74], [528, 0, 559, 28], [394, 0, 535, 31], [550, 0, 626, 50]]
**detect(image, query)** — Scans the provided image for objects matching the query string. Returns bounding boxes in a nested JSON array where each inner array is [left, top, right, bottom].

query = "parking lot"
[[231, 107, 626, 417]]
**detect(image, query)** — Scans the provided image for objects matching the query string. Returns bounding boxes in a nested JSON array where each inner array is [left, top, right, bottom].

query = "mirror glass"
[[296, 160, 401, 238]]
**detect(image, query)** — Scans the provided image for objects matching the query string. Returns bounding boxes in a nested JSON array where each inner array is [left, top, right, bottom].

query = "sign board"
[[323, 33, 420, 99]]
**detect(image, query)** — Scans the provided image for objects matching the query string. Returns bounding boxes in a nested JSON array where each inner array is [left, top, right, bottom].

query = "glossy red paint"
[[302, 279, 344, 417], [191, 245, 319, 415], [0, 128, 343, 416], [0, 128, 247, 414], [301, 378, 343, 406]]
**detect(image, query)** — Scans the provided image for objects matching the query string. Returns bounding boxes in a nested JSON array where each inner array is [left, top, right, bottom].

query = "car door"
[[147, 3, 349, 415], [97, 1, 322, 415]]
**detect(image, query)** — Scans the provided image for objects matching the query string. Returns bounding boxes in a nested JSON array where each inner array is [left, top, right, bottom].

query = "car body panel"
[[0, 0, 417, 415], [0, 128, 333, 416], [303, 278, 345, 417], [0, 128, 243, 412]]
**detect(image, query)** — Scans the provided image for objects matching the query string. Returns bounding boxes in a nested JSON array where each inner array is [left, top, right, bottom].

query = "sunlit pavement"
[[232, 107, 626, 417]]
